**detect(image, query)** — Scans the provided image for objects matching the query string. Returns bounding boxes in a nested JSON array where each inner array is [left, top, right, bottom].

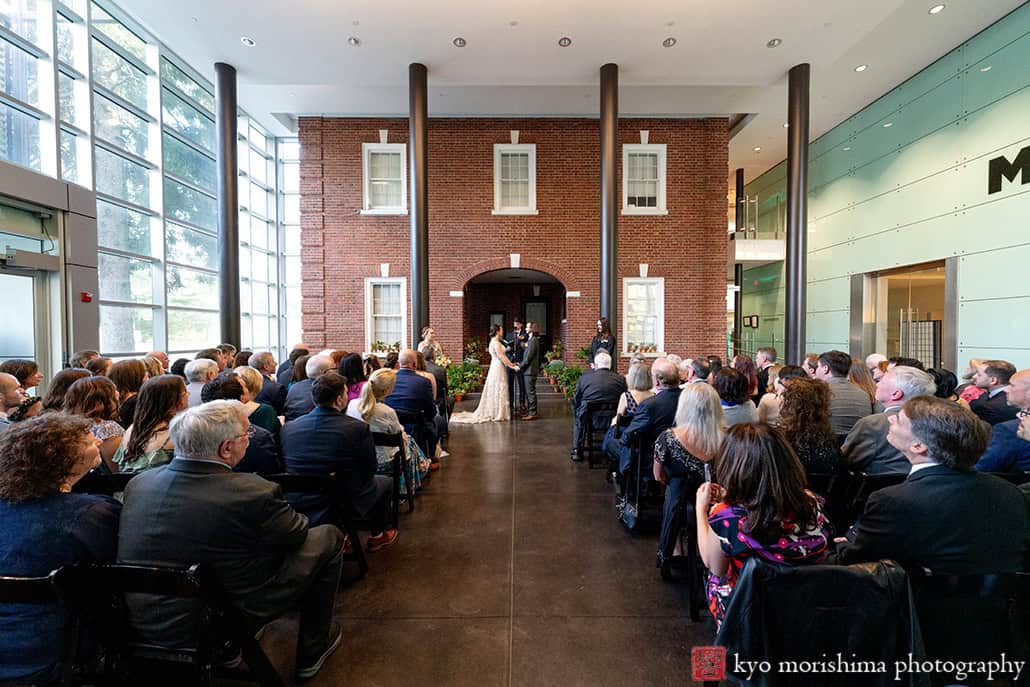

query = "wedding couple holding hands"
[[451, 322, 541, 424]]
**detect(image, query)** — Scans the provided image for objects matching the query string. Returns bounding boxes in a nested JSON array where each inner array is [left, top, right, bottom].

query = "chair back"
[[371, 431, 404, 449], [0, 571, 59, 603], [986, 471, 1030, 486], [73, 468, 136, 496], [616, 414, 632, 428]]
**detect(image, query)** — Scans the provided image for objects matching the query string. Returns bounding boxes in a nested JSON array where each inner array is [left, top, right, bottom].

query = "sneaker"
[[439, 450, 450, 458], [296, 622, 343, 680], [366, 529, 399, 552]]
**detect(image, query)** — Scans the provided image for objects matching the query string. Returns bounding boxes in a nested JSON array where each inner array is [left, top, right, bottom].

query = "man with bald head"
[[147, 351, 170, 373], [284, 354, 334, 422], [607, 357, 682, 477], [0, 372, 26, 434], [975, 368, 1030, 472], [384, 349, 440, 462]]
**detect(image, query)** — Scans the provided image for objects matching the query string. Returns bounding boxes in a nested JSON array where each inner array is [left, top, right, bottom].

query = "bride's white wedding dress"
[[451, 338, 514, 423]]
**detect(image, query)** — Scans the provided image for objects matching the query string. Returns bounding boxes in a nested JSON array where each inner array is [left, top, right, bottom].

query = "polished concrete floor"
[[259, 391, 718, 686]]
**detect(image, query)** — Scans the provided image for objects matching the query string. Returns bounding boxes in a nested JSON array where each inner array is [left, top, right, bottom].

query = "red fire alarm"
[[80, 291, 93, 303]]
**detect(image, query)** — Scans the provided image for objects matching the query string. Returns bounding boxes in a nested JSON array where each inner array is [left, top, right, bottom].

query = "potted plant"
[[576, 345, 591, 362], [544, 338, 564, 364], [447, 364, 468, 402], [545, 359, 565, 385]]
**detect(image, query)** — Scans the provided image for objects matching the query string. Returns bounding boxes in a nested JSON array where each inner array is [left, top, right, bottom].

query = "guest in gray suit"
[[814, 350, 874, 437], [184, 358, 218, 408], [519, 322, 542, 420], [842, 366, 936, 475], [117, 400, 345, 681], [569, 350, 627, 460]]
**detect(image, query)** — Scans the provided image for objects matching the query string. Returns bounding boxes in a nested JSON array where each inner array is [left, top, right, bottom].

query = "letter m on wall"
[[988, 145, 1030, 194]]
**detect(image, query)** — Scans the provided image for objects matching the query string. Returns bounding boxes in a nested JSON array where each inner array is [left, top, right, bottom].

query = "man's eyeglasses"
[[1017, 408, 1030, 420]]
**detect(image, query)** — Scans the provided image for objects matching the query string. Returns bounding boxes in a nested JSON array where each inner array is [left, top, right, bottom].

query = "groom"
[[519, 322, 542, 421]]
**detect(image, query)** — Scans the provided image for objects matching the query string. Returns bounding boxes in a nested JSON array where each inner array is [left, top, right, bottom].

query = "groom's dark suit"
[[506, 327, 527, 411], [520, 334, 542, 416]]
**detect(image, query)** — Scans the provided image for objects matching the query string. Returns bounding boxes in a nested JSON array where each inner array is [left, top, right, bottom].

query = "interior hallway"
[[260, 389, 717, 686]]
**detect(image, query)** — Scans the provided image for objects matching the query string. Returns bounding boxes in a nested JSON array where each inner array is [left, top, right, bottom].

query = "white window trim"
[[361, 142, 407, 215], [621, 143, 668, 216], [492, 143, 538, 215], [621, 277, 665, 357], [364, 277, 407, 354]]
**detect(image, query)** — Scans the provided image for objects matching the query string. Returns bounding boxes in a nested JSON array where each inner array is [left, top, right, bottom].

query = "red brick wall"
[[298, 117, 728, 362]]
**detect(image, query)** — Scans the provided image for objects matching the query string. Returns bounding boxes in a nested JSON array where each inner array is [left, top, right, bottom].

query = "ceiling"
[[117, 0, 1024, 185], [467, 269, 561, 286]]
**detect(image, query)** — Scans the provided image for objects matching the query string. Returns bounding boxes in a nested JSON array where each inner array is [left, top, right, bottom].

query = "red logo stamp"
[[692, 646, 727, 681]]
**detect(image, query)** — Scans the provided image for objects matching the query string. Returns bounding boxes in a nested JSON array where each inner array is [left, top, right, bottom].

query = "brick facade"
[[298, 117, 728, 363]]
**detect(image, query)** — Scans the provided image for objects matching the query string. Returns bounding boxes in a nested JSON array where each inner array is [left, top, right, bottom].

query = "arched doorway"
[[462, 268, 566, 363]]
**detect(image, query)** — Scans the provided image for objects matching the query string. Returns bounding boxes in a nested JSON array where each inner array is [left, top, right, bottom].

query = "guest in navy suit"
[[277, 346, 309, 388], [383, 349, 439, 460], [250, 351, 287, 415], [969, 360, 1019, 425], [606, 358, 682, 476], [975, 368, 1030, 472], [283, 354, 334, 422], [280, 372, 397, 551]]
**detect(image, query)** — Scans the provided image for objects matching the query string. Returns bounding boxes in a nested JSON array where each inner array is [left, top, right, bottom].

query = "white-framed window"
[[492, 143, 537, 215], [622, 144, 667, 215], [361, 143, 406, 214], [364, 277, 407, 353], [622, 277, 665, 356]]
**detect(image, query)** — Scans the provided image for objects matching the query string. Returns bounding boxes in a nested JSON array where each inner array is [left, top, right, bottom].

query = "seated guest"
[[0, 372, 26, 434], [65, 375, 125, 471], [233, 350, 253, 369], [0, 414, 120, 685], [108, 359, 149, 428], [117, 401, 345, 680], [842, 366, 936, 475], [290, 354, 311, 387], [278, 346, 309, 387], [217, 343, 237, 367], [141, 356, 164, 381], [384, 349, 439, 460], [338, 352, 368, 402], [888, 356, 925, 371], [364, 354, 382, 379], [755, 347, 777, 398], [653, 383, 724, 567], [608, 358, 682, 476], [865, 353, 887, 379], [413, 351, 437, 399], [831, 396, 1028, 574], [146, 351, 170, 373], [705, 356, 722, 377], [284, 354, 335, 422], [281, 373, 398, 550], [928, 368, 959, 401], [713, 367, 758, 427], [848, 360, 878, 412], [195, 347, 226, 372], [231, 366, 281, 436], [570, 351, 627, 461], [184, 358, 218, 408], [9, 396, 42, 422], [975, 368, 1030, 473], [969, 359, 1019, 425], [347, 369, 405, 471], [757, 364, 806, 426], [814, 350, 873, 436], [86, 356, 113, 377], [956, 357, 985, 403], [201, 374, 280, 475], [385, 351, 400, 370], [114, 375, 188, 473], [600, 362, 652, 465], [779, 377, 842, 475], [732, 354, 759, 403], [70, 349, 100, 368], [419, 344, 450, 419], [0, 359, 42, 392], [696, 423, 830, 628], [42, 368, 91, 412], [250, 351, 287, 414], [803, 353, 820, 377], [681, 357, 711, 385]]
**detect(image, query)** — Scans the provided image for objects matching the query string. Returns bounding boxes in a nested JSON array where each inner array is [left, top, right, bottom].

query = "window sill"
[[491, 208, 539, 216], [360, 208, 408, 216], [622, 351, 666, 358], [621, 208, 668, 216]]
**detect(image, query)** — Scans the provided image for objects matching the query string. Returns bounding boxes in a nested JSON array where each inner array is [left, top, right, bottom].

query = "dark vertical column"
[[409, 63, 429, 347], [733, 167, 744, 354], [215, 62, 240, 347], [599, 63, 618, 337], [785, 63, 810, 365]]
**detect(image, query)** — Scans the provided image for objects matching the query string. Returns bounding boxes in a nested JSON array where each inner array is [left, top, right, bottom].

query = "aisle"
[[262, 391, 716, 686]]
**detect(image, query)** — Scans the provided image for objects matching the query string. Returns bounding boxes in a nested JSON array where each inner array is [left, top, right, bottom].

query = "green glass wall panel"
[[958, 247, 1030, 303], [807, 277, 851, 314]]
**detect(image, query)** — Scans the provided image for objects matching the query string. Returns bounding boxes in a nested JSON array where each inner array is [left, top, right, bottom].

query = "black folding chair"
[[582, 399, 618, 469], [72, 468, 136, 496], [846, 471, 908, 525], [987, 471, 1030, 486], [394, 408, 431, 468], [54, 563, 285, 687], [657, 474, 708, 622], [0, 570, 81, 685], [264, 472, 368, 578], [372, 431, 415, 522]]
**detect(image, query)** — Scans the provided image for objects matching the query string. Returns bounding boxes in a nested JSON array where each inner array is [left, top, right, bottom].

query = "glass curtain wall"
[[278, 137, 300, 353]]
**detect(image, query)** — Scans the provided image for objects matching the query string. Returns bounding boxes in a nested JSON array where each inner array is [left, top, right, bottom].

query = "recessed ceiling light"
[[558, 36, 572, 47], [452, 37, 466, 48], [662, 37, 677, 48], [854, 64, 868, 72], [766, 38, 782, 48], [980, 65, 992, 72], [240, 36, 256, 47], [753, 146, 762, 152], [883, 121, 893, 128], [928, 4, 946, 15], [347, 36, 361, 47]]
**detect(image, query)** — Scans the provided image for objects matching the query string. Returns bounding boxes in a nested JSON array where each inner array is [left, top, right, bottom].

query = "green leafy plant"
[[544, 338, 564, 363], [576, 346, 591, 361], [557, 366, 584, 399]]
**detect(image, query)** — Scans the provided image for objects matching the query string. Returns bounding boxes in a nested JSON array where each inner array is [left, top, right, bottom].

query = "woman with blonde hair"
[[653, 382, 726, 568], [347, 368, 431, 483], [232, 366, 281, 436]]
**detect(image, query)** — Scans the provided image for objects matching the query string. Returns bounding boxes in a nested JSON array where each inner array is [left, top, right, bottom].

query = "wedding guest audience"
[[278, 346, 309, 387], [108, 359, 149, 428], [328, 350, 348, 370], [114, 375, 188, 473], [64, 375, 124, 471], [681, 357, 711, 385], [928, 368, 959, 401], [778, 377, 842, 475], [814, 350, 873, 436], [280, 373, 398, 551], [291, 354, 311, 386], [956, 357, 986, 403], [233, 350, 253, 368], [842, 366, 936, 475], [41, 368, 90, 412], [338, 352, 368, 402], [888, 356, 925, 371], [250, 351, 287, 414], [696, 423, 830, 628], [230, 366, 280, 436], [969, 359, 1019, 425], [141, 356, 163, 380], [195, 347, 225, 372], [831, 396, 1028, 574], [284, 354, 335, 422], [975, 368, 1030, 473], [755, 347, 777, 398], [609, 358, 682, 476], [757, 364, 801, 426], [732, 354, 759, 402], [9, 396, 42, 422], [146, 351, 170, 373], [713, 367, 758, 427], [117, 401, 345, 680], [70, 349, 100, 368], [0, 414, 120, 686], [85, 356, 112, 376], [706, 356, 723, 378], [848, 360, 878, 412], [347, 368, 407, 471], [217, 343, 237, 366], [201, 374, 280, 475], [363, 354, 381, 378], [385, 351, 399, 370], [169, 357, 188, 379], [590, 318, 618, 370], [414, 349, 437, 395], [653, 383, 724, 567], [803, 353, 820, 377], [599, 362, 653, 461], [0, 372, 26, 434], [184, 358, 218, 407], [0, 359, 42, 391], [420, 344, 449, 419], [570, 351, 627, 461], [865, 353, 887, 378], [384, 349, 440, 460]]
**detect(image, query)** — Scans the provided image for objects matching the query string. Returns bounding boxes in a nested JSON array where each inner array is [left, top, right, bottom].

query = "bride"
[[451, 324, 520, 423]]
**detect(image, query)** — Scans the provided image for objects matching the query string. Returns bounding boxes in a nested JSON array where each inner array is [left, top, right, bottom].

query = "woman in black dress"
[[590, 318, 617, 372], [778, 376, 842, 476]]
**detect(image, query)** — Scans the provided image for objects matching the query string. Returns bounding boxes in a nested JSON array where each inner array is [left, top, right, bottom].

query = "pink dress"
[[347, 380, 367, 402]]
